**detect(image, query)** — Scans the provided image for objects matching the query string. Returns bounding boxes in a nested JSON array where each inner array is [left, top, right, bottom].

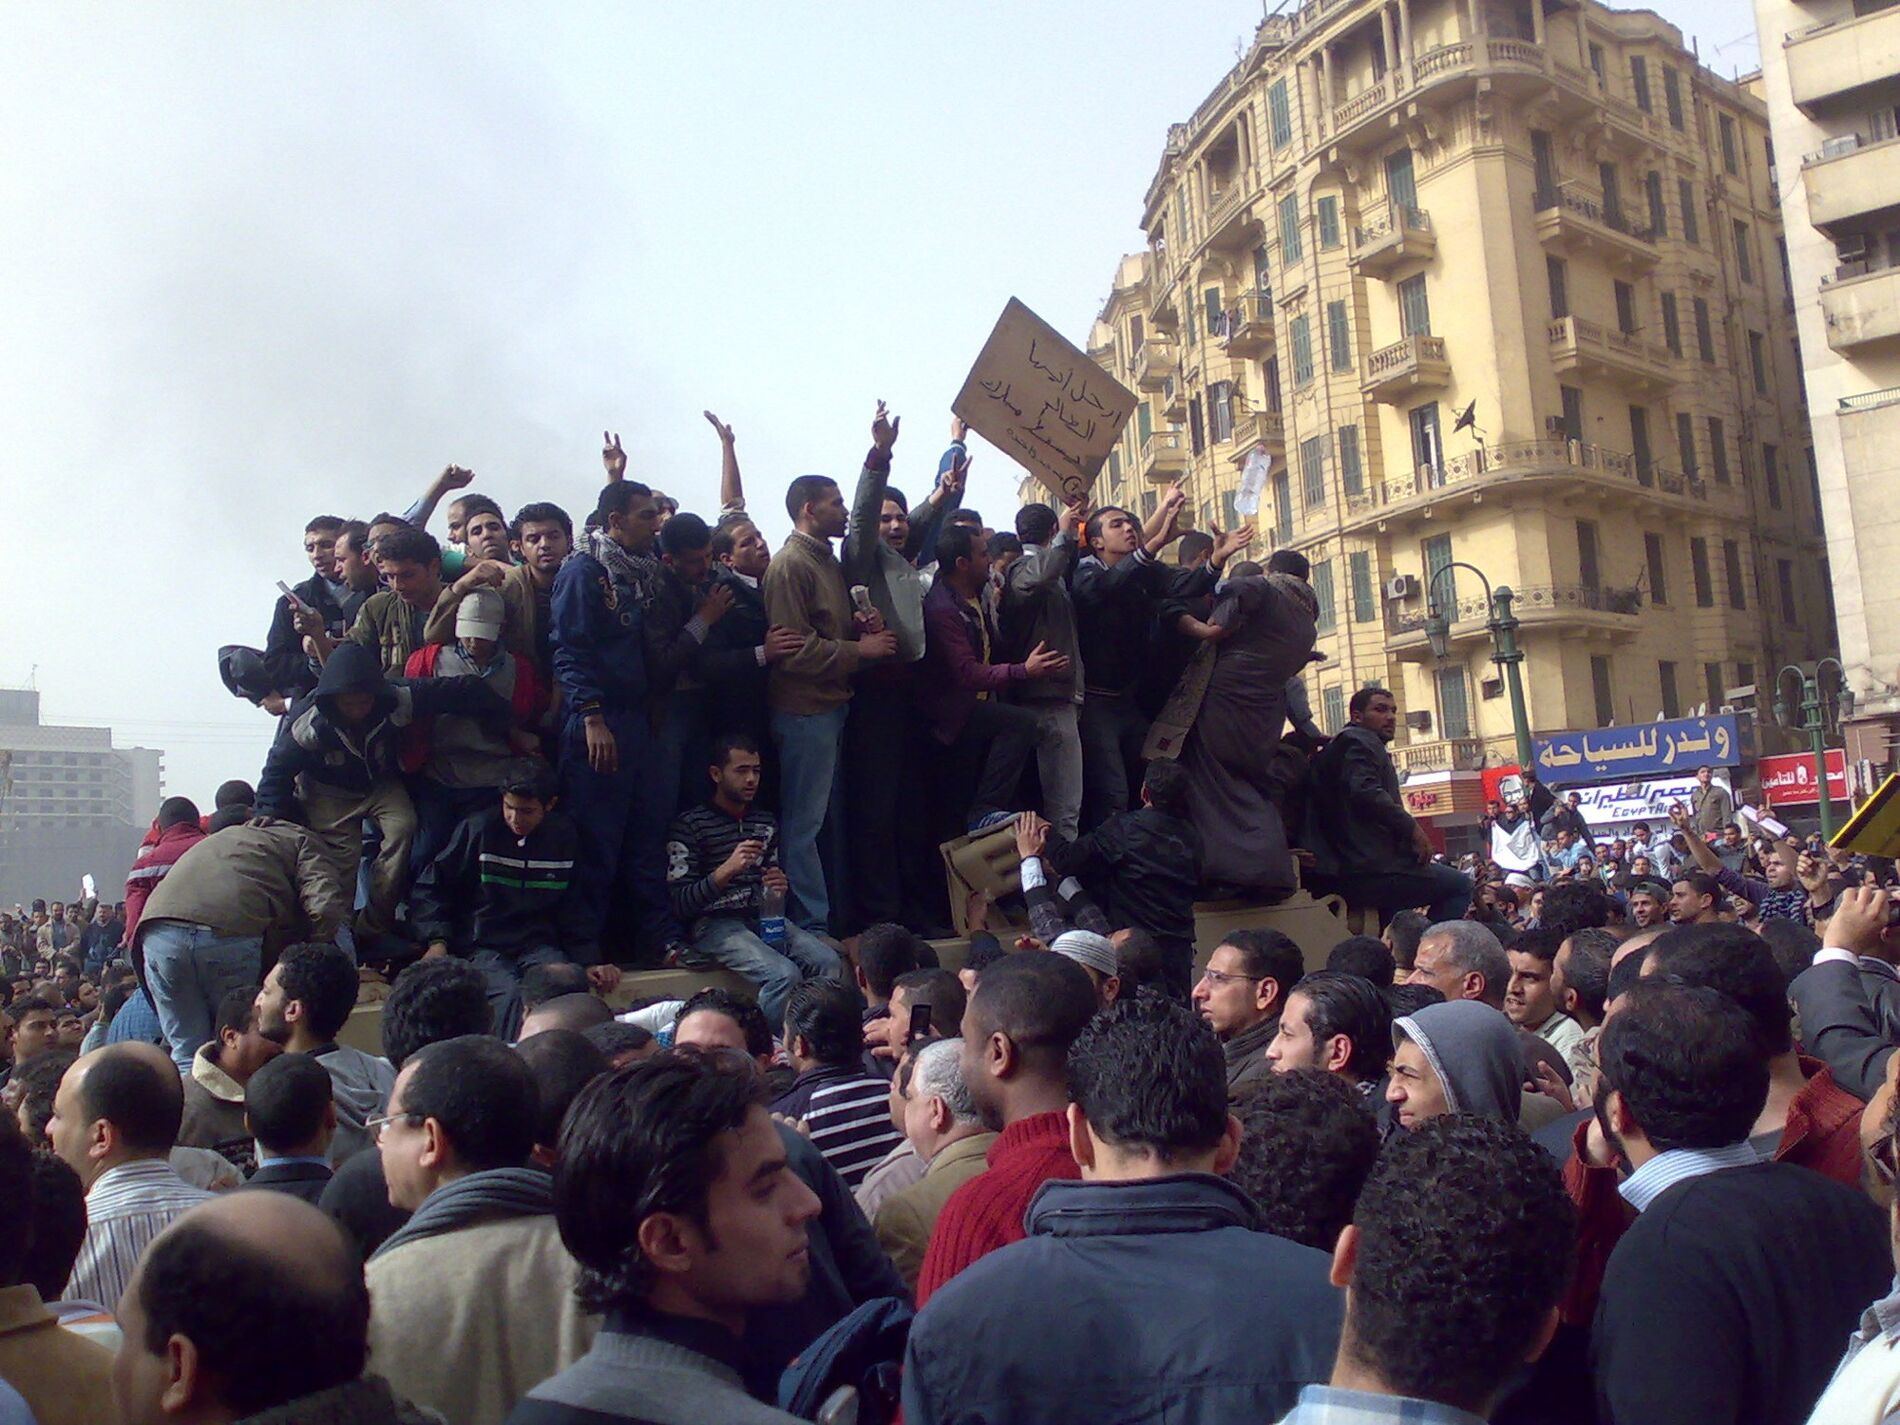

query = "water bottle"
[[759, 882, 787, 948]]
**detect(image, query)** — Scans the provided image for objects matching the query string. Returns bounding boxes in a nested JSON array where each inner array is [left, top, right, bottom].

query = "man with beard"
[[253, 943, 392, 1166]]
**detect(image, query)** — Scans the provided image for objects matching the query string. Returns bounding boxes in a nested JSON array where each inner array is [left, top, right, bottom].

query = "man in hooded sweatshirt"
[[253, 942, 395, 1166], [1383, 999, 1523, 1133], [256, 640, 511, 941]]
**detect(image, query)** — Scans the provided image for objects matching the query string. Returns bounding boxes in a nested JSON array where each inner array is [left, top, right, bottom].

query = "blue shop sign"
[[1533, 715, 1739, 786]]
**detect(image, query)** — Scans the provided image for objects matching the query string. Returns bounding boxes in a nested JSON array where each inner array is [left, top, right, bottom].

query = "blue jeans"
[[692, 916, 842, 1032], [140, 922, 264, 1074], [470, 945, 568, 1041], [770, 705, 848, 934]]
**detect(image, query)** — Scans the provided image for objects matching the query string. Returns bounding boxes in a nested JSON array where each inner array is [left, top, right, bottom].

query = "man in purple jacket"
[[917, 524, 1070, 838]]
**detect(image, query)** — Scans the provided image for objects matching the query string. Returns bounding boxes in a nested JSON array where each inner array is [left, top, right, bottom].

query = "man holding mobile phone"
[[260, 516, 367, 714]]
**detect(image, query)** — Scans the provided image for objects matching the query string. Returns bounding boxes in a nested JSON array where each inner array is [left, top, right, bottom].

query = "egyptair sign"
[[952, 297, 1136, 502]]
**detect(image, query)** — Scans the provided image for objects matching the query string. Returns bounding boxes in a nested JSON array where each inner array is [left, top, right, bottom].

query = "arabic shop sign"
[[952, 298, 1136, 502], [1532, 715, 1739, 786]]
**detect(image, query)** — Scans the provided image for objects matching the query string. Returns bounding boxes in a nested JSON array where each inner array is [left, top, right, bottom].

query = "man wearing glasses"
[[1190, 929, 1304, 1096]]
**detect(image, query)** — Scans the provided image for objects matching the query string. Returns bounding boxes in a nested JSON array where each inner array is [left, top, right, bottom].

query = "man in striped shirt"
[[772, 980, 901, 1188], [45, 1042, 212, 1309]]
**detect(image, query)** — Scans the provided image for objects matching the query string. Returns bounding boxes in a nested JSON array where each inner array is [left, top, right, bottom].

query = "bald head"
[[518, 992, 612, 1041], [49, 1042, 183, 1186]]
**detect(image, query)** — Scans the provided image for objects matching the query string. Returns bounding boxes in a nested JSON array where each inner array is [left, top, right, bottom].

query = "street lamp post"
[[1773, 659, 1848, 839], [1422, 562, 1536, 775]]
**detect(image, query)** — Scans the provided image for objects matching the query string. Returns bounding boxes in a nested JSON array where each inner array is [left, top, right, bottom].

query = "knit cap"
[[1050, 930, 1117, 979]]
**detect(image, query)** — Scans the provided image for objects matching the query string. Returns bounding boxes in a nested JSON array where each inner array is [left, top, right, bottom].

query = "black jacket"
[[1045, 805, 1202, 949], [1071, 551, 1214, 697], [1788, 955, 1900, 1100], [263, 573, 356, 701], [408, 806, 594, 962], [241, 1159, 334, 1206], [1308, 725, 1417, 876], [698, 571, 770, 730]]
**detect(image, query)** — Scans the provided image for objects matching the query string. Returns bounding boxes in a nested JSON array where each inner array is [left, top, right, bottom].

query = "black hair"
[[514, 1029, 611, 1150], [1084, 506, 1130, 552], [892, 968, 967, 1038], [275, 943, 359, 1041], [709, 523, 749, 560], [3, 1045, 68, 1143], [1346, 1116, 1574, 1413], [1538, 881, 1611, 939], [1645, 922, 1794, 1057], [512, 501, 574, 540], [208, 806, 251, 833], [951, 507, 983, 527], [857, 923, 924, 1000], [935, 521, 983, 572], [401, 1035, 538, 1172], [970, 953, 1099, 1083], [882, 486, 910, 513], [1560, 928, 1618, 1021], [710, 732, 761, 768], [1221, 928, 1305, 1000], [455, 494, 506, 527], [374, 524, 440, 569], [658, 512, 712, 557], [335, 519, 371, 552], [157, 796, 201, 831], [1382, 982, 1446, 1018], [523, 992, 613, 1034], [989, 532, 1023, 559], [1605, 947, 1648, 1006], [136, 1215, 371, 1417], [1015, 504, 1059, 545], [784, 474, 839, 523], [79, 1044, 185, 1153], [1757, 918, 1821, 990], [555, 1052, 766, 1311], [1266, 548, 1312, 580], [502, 765, 561, 805], [582, 1019, 654, 1062], [962, 934, 1008, 977], [1113, 930, 1166, 997], [380, 956, 491, 1069], [1291, 970, 1394, 1080], [0, 1121, 31, 1284], [1176, 530, 1215, 563], [304, 515, 346, 535], [1385, 909, 1430, 972], [675, 988, 773, 1060], [1325, 935, 1395, 988], [1231, 1069, 1379, 1250], [1142, 758, 1191, 819], [596, 480, 654, 521], [519, 963, 592, 1012], [1068, 995, 1228, 1161], [1349, 685, 1393, 717], [244, 1052, 334, 1155], [213, 779, 256, 810], [783, 980, 863, 1066], [1597, 980, 1768, 1152], [1672, 869, 1722, 905], [23, 1151, 86, 1300], [1511, 926, 1565, 964]]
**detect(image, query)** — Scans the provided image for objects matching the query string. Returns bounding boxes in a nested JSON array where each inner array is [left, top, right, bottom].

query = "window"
[[1691, 537, 1714, 607], [1188, 397, 1205, 456], [1209, 381, 1235, 443], [1733, 222, 1753, 284], [1588, 43, 1605, 82], [1630, 55, 1651, 113], [1722, 538, 1746, 610], [1385, 148, 1418, 212], [1532, 130, 1557, 199], [1659, 661, 1681, 718], [1398, 274, 1431, 336], [1578, 519, 1602, 590], [1313, 559, 1337, 632], [1661, 293, 1682, 355], [1300, 435, 1327, 507], [1777, 237, 1793, 301], [1806, 447, 1825, 534], [1411, 403, 1443, 481], [1736, 659, 1756, 693], [1614, 281, 1638, 335], [1547, 256, 1569, 319], [1646, 171, 1667, 238], [1437, 667, 1472, 739], [1705, 662, 1725, 710], [1269, 78, 1293, 149], [1762, 443, 1781, 508], [1322, 685, 1346, 733], [1279, 194, 1303, 263], [1679, 179, 1699, 245], [1645, 532, 1669, 604], [1339, 424, 1364, 496], [1205, 287, 1225, 336], [1676, 411, 1698, 481], [1327, 300, 1352, 371], [1107, 449, 1122, 485], [1630, 406, 1653, 480], [1271, 468, 1293, 543], [1663, 66, 1685, 130], [1561, 385, 1584, 442], [1719, 114, 1739, 175], [1350, 549, 1374, 622], [1599, 162, 1623, 225], [1748, 331, 1767, 393], [1694, 297, 1715, 363], [1222, 488, 1239, 529], [1708, 417, 1729, 483], [1137, 400, 1153, 443], [1317, 195, 1341, 249], [1264, 357, 1282, 411], [1186, 292, 1197, 345], [1424, 531, 1454, 605], [1591, 655, 1615, 726], [1291, 313, 1315, 385], [1777, 559, 1799, 624]]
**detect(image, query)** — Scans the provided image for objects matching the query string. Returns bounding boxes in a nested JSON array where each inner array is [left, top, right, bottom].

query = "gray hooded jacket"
[[1393, 1000, 1522, 1122]]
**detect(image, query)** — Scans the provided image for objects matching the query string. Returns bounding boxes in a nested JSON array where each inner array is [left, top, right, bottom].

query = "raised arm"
[[403, 465, 474, 530], [704, 411, 744, 516]]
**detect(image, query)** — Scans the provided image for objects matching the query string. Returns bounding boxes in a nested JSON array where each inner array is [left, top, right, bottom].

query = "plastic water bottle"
[[759, 882, 787, 948]]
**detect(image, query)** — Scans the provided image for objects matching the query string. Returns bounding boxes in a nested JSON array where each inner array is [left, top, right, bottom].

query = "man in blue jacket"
[[902, 994, 1343, 1424]]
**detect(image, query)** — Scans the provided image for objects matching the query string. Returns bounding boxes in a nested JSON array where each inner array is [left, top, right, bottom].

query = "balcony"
[[1803, 135, 1900, 231], [1138, 430, 1190, 484], [1385, 582, 1643, 661], [1324, 37, 1557, 153], [1149, 276, 1181, 333], [1533, 185, 1659, 271], [1822, 262, 1900, 352], [1221, 290, 1275, 358], [1228, 405, 1285, 464], [1341, 437, 1725, 535], [1394, 737, 1491, 774], [1362, 333, 1450, 403], [1161, 374, 1187, 422], [1352, 204, 1436, 277], [1133, 337, 1178, 392], [1786, 7, 1900, 114], [1204, 176, 1261, 253], [1546, 316, 1674, 393]]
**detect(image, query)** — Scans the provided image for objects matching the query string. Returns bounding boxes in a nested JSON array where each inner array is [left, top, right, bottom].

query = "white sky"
[[0, 0, 1754, 804]]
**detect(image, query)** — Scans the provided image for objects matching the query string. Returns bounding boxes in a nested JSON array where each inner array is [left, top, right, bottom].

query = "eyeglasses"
[[365, 1111, 421, 1144], [1872, 1133, 1898, 1188], [1198, 968, 1266, 988]]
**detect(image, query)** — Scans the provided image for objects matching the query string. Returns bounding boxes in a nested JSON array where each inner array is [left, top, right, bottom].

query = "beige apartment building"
[[1067, 0, 1833, 799], [1751, 0, 1900, 781]]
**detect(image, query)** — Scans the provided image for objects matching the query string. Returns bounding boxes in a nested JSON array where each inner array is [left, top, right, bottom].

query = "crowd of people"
[[0, 406, 1898, 1424]]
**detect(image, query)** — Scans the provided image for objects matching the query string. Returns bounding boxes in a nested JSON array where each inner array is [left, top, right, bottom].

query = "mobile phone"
[[907, 1003, 933, 1044], [276, 580, 312, 615]]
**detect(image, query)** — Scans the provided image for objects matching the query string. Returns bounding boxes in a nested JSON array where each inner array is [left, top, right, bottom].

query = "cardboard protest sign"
[[952, 297, 1136, 502]]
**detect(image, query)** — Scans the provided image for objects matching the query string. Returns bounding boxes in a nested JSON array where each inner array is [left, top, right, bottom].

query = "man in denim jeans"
[[666, 734, 840, 1028]]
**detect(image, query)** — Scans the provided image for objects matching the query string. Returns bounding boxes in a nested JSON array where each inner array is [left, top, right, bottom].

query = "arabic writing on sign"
[[953, 298, 1137, 502], [1532, 715, 1740, 786]]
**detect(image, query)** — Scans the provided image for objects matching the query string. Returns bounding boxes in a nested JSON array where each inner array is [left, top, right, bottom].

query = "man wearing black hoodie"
[[256, 642, 509, 940]]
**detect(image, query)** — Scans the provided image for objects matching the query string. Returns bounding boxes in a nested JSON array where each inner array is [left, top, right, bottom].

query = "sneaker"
[[663, 941, 717, 971]]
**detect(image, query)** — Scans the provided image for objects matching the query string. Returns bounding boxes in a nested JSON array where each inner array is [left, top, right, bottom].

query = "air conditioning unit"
[[1544, 416, 1567, 434], [1480, 677, 1504, 700], [1387, 574, 1420, 601], [1405, 711, 1434, 732]]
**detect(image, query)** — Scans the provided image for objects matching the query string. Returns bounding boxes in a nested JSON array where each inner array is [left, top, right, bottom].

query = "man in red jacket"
[[913, 952, 1098, 1306], [123, 797, 206, 947]]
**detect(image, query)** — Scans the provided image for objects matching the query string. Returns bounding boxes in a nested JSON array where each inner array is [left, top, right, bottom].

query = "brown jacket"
[[0, 1284, 121, 1425], [346, 590, 432, 676], [424, 564, 544, 671], [136, 822, 346, 957], [763, 530, 865, 715], [872, 1131, 998, 1292]]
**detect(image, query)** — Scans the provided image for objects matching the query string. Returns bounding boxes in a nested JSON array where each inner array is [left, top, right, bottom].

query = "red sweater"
[[913, 1110, 1079, 1308], [1560, 1056, 1867, 1326], [123, 821, 207, 944]]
